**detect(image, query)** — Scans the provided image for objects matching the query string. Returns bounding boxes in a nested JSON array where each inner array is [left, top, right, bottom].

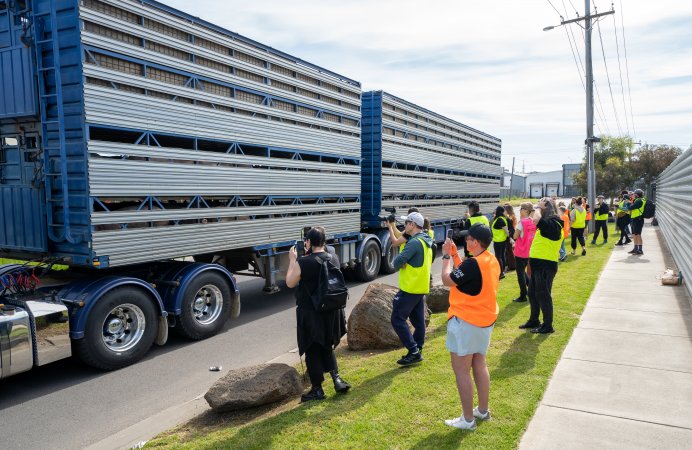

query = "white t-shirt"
[[516, 220, 524, 239]]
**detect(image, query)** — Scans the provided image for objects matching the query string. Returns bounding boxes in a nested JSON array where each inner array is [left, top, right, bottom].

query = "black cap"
[[467, 223, 493, 247]]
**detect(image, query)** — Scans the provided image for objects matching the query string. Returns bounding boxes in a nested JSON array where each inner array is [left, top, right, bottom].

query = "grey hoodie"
[[392, 231, 434, 270]]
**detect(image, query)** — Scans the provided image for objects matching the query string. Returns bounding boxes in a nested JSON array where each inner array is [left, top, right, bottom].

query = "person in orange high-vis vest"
[[559, 206, 570, 261], [440, 223, 499, 430]]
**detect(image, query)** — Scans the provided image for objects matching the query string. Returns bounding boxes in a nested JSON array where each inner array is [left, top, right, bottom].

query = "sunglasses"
[[405, 220, 412, 225]]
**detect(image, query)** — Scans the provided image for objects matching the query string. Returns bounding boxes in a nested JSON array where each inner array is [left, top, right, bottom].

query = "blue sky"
[[165, 0, 692, 172]]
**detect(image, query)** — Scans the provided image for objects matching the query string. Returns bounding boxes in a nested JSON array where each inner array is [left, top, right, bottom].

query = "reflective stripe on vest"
[[572, 208, 586, 228], [529, 221, 563, 262], [631, 198, 646, 219], [468, 215, 490, 227], [399, 237, 432, 294], [491, 216, 508, 242], [447, 250, 500, 327], [595, 204, 608, 221]]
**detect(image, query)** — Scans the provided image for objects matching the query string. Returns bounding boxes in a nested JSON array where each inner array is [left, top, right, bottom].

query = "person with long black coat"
[[286, 226, 350, 402]]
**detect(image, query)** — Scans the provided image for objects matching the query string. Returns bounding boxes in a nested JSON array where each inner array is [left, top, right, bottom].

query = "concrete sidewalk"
[[520, 222, 692, 449]]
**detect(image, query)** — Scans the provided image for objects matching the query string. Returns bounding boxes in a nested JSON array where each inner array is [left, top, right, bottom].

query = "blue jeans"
[[559, 239, 566, 260], [391, 290, 426, 351]]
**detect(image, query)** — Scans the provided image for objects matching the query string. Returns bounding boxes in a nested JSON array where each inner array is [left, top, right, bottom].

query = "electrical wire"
[[618, 0, 636, 139], [560, 0, 611, 135], [612, 10, 630, 135], [596, 19, 623, 136], [546, 0, 564, 18]]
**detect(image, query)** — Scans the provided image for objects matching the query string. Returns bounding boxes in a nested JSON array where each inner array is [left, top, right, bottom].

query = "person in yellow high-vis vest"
[[519, 198, 563, 334], [391, 212, 433, 366], [628, 189, 646, 255], [491, 206, 509, 278], [462, 201, 489, 257], [591, 195, 610, 244], [569, 197, 587, 256]]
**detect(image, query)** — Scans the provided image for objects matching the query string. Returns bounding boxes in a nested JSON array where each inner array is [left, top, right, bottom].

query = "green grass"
[[503, 198, 540, 207], [146, 232, 615, 450], [0, 258, 68, 270]]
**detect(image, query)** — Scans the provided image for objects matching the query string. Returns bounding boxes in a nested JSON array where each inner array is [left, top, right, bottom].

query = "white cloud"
[[165, 0, 692, 170]]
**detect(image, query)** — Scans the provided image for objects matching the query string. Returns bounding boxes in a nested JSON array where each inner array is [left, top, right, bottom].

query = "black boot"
[[330, 371, 351, 393], [301, 386, 326, 402]]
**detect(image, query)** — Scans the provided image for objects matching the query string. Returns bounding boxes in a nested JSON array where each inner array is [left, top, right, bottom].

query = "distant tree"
[[575, 136, 636, 203], [630, 144, 683, 186]]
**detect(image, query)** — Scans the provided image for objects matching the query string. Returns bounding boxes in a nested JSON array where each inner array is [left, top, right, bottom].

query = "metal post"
[[510, 156, 516, 199], [585, 0, 596, 233]]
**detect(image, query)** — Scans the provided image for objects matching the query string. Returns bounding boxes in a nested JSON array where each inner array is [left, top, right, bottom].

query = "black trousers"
[[617, 216, 631, 242], [493, 241, 507, 274], [528, 266, 557, 328], [304, 343, 337, 387], [571, 228, 586, 250], [593, 220, 608, 241], [515, 256, 530, 300]]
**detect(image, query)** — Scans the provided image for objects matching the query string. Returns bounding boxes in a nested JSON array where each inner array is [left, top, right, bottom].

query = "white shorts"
[[446, 316, 494, 356]]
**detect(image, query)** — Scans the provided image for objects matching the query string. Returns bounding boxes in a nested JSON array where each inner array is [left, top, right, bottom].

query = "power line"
[[611, 11, 630, 135], [618, 0, 636, 139], [546, 0, 564, 18], [596, 19, 623, 136], [561, 1, 611, 135]]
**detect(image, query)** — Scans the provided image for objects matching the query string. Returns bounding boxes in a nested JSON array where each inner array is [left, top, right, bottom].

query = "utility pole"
[[510, 157, 516, 199], [543, 1, 614, 233]]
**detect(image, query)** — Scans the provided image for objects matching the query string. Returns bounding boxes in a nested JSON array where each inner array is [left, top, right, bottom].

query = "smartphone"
[[296, 240, 305, 253], [446, 229, 454, 240]]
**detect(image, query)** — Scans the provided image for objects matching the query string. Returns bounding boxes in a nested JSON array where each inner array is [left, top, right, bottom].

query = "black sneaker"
[[531, 325, 555, 334], [513, 297, 528, 303], [519, 321, 541, 329], [590, 240, 596, 245], [603, 240, 608, 244], [627, 248, 637, 254], [301, 386, 326, 402], [625, 239, 632, 244], [499, 273, 506, 280], [581, 248, 587, 256], [397, 350, 423, 366], [635, 250, 644, 255], [615, 241, 624, 246]]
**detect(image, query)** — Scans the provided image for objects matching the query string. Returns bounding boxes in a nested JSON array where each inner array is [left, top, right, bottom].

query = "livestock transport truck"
[[0, 0, 501, 378]]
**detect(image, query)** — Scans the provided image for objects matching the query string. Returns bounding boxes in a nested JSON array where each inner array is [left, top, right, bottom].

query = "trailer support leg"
[[262, 256, 281, 293]]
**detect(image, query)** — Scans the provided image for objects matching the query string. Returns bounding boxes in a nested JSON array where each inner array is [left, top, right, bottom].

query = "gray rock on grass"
[[205, 363, 303, 412], [347, 283, 430, 351]]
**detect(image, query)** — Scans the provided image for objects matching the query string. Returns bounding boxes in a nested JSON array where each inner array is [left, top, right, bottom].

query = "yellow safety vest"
[[491, 216, 508, 243], [399, 237, 432, 294], [631, 198, 646, 219], [594, 204, 608, 221], [572, 208, 586, 228], [468, 215, 490, 227], [529, 222, 563, 262], [617, 200, 630, 216]]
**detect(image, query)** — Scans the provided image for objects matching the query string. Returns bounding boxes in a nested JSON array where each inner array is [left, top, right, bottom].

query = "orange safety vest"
[[447, 250, 500, 327], [561, 212, 571, 237], [586, 209, 592, 221]]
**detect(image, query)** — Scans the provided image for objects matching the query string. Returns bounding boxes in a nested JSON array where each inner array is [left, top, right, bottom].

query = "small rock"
[[347, 283, 430, 351], [204, 363, 303, 412], [426, 285, 450, 313]]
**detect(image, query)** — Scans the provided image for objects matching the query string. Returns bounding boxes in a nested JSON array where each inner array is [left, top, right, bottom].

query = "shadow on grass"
[[192, 367, 407, 449], [491, 333, 549, 380]]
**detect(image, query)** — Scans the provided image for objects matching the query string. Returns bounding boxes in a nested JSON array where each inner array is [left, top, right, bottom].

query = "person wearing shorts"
[[628, 189, 646, 255], [440, 223, 500, 430]]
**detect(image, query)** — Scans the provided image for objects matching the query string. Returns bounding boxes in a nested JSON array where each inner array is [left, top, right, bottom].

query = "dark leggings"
[[493, 241, 507, 274], [593, 220, 608, 241], [304, 343, 337, 387], [617, 217, 631, 242], [528, 266, 557, 328], [515, 256, 530, 299], [571, 228, 586, 250]]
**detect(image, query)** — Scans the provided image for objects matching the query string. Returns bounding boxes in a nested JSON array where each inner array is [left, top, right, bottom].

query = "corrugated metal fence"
[[655, 147, 692, 299]]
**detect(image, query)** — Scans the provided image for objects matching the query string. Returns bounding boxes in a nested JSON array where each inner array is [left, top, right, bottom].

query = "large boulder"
[[205, 363, 303, 412], [426, 284, 450, 313], [347, 283, 430, 351]]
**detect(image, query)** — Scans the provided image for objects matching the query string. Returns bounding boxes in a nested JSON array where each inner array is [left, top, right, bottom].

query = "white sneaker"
[[443, 416, 477, 430], [473, 407, 491, 420]]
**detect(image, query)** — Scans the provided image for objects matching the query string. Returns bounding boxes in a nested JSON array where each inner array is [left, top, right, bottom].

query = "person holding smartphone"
[[286, 226, 350, 402], [440, 224, 499, 430]]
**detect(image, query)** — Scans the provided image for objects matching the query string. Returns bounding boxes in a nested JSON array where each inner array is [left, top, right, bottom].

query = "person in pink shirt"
[[512, 202, 536, 302]]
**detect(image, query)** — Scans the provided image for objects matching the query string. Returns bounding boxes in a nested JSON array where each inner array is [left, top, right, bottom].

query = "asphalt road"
[[1, 258, 446, 450]]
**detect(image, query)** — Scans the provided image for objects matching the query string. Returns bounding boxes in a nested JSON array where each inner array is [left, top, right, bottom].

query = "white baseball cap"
[[399, 212, 424, 227]]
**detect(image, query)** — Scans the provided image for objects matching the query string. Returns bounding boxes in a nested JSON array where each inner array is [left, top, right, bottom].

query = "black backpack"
[[310, 253, 348, 312], [643, 201, 656, 219]]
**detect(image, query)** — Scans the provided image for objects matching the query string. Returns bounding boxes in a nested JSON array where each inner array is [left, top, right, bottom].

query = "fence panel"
[[655, 148, 692, 299]]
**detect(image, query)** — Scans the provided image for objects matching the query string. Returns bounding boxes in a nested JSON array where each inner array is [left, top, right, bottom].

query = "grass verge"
[[503, 198, 540, 207], [146, 232, 614, 449]]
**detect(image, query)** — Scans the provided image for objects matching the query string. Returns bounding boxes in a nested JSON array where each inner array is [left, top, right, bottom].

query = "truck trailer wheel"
[[176, 272, 231, 340], [74, 287, 158, 370], [356, 240, 381, 282], [380, 243, 399, 274]]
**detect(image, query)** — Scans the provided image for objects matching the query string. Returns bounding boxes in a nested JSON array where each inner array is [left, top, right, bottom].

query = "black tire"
[[380, 242, 399, 274], [176, 272, 231, 340], [74, 286, 158, 371], [356, 240, 381, 282]]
